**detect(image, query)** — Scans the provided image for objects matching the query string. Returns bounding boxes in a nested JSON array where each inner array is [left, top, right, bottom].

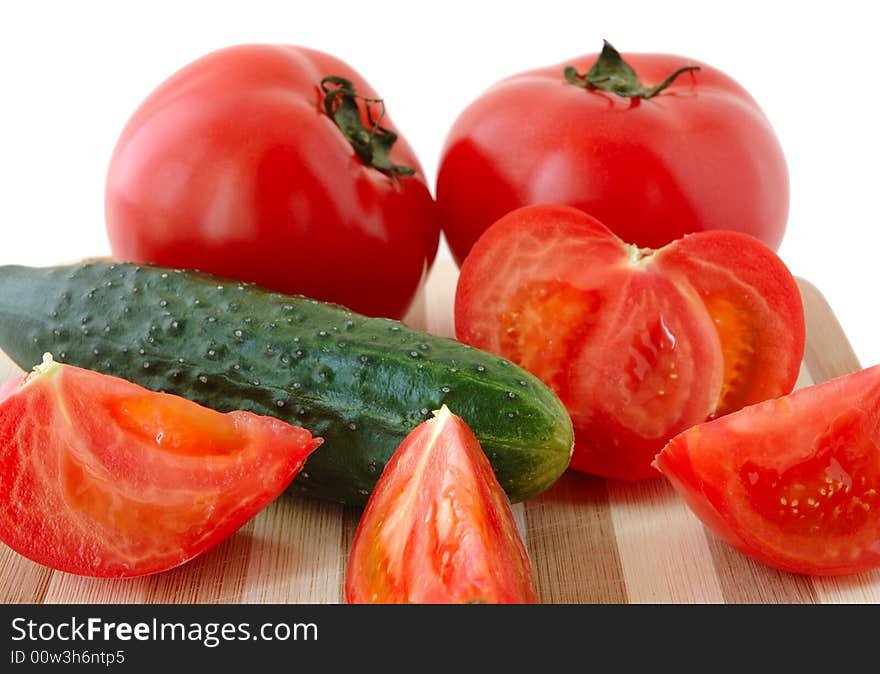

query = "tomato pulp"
[[437, 41, 788, 265], [106, 45, 439, 319], [0, 355, 321, 577], [455, 205, 804, 480], [655, 366, 880, 576], [346, 406, 537, 603]]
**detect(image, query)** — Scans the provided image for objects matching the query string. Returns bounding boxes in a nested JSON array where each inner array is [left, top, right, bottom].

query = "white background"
[[1, 1, 878, 368]]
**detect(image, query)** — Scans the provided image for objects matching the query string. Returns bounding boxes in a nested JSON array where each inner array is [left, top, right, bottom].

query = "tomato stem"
[[564, 40, 700, 99], [320, 76, 415, 179]]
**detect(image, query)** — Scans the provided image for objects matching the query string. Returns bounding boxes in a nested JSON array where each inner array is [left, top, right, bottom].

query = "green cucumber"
[[0, 263, 573, 505]]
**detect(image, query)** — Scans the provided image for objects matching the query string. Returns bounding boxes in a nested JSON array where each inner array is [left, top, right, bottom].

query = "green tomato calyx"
[[321, 76, 416, 179], [564, 40, 700, 100]]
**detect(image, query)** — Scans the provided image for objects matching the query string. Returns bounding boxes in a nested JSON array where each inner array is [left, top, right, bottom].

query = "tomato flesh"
[[498, 280, 603, 399], [455, 205, 804, 480], [701, 294, 758, 416], [653, 230, 807, 419], [0, 356, 321, 577], [346, 405, 537, 603], [740, 410, 876, 538], [655, 365, 880, 575], [564, 268, 722, 479]]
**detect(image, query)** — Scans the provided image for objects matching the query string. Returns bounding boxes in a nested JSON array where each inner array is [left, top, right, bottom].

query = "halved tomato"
[[455, 205, 804, 480], [654, 366, 880, 576], [0, 354, 321, 577], [345, 405, 537, 603]]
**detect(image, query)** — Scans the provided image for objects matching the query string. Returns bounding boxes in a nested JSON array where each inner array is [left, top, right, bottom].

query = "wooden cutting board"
[[1, 261, 878, 604]]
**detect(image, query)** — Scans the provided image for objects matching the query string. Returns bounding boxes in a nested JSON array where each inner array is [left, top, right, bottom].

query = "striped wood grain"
[[0, 266, 878, 603]]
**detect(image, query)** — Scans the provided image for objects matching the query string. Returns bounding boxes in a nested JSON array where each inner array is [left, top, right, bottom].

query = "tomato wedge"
[[0, 354, 321, 577], [345, 405, 537, 603], [655, 366, 880, 576], [455, 205, 804, 480]]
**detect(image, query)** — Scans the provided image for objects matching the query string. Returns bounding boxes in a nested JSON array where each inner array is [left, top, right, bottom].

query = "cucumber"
[[0, 263, 573, 505]]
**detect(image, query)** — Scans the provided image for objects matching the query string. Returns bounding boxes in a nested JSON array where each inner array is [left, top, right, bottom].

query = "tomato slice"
[[653, 230, 806, 418], [0, 355, 321, 577], [455, 204, 804, 480], [655, 366, 880, 576], [345, 405, 537, 603]]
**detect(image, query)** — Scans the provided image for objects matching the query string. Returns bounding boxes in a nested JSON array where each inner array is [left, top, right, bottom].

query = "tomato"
[[455, 205, 804, 480], [437, 41, 788, 266], [0, 355, 321, 577], [345, 405, 537, 603], [106, 45, 439, 319], [655, 366, 880, 576]]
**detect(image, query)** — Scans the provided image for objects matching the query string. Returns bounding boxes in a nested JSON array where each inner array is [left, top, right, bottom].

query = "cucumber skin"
[[0, 263, 573, 506]]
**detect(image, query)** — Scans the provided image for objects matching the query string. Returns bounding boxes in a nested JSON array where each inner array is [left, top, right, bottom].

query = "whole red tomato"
[[437, 41, 789, 266], [106, 45, 439, 319]]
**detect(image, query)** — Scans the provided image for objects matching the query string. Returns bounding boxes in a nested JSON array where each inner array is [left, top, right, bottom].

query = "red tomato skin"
[[0, 360, 321, 578], [437, 51, 788, 266], [655, 366, 880, 576], [455, 205, 803, 481], [106, 45, 439, 319], [345, 406, 537, 604]]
